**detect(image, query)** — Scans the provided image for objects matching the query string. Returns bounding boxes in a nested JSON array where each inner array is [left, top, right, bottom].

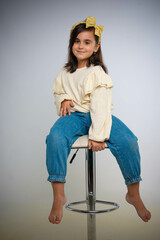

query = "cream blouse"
[[53, 65, 114, 142]]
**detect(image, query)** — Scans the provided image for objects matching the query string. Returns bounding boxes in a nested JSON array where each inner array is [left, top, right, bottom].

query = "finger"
[[91, 143, 96, 151], [60, 108, 63, 117], [102, 145, 105, 151], [67, 106, 71, 115], [98, 147, 101, 151], [88, 140, 91, 149], [63, 108, 67, 116], [92, 146, 97, 152], [70, 101, 74, 107], [99, 145, 103, 151]]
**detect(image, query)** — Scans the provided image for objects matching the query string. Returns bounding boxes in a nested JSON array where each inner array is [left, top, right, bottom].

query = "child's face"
[[72, 30, 100, 67]]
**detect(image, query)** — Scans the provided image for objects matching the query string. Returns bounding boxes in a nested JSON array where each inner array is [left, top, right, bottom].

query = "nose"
[[78, 41, 84, 49]]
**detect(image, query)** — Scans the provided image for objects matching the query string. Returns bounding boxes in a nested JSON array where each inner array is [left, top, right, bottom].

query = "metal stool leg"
[[87, 213, 96, 240], [86, 149, 96, 207], [65, 149, 120, 213], [86, 149, 96, 240]]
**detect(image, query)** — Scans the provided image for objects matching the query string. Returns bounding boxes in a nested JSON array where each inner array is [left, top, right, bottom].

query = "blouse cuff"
[[58, 94, 72, 103], [88, 120, 112, 142]]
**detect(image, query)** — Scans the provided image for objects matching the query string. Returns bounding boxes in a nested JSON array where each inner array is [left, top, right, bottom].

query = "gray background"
[[1, 0, 160, 239]]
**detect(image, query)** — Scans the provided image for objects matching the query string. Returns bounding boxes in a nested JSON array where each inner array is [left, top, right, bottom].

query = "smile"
[[77, 51, 85, 54]]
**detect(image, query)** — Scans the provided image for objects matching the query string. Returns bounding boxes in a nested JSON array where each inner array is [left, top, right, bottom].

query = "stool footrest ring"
[[65, 200, 120, 214]]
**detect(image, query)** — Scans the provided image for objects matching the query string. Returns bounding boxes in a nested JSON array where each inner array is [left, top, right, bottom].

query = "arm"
[[88, 86, 112, 150], [53, 70, 74, 116]]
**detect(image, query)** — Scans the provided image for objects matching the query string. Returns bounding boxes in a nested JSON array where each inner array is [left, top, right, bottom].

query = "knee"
[[120, 134, 139, 151], [46, 128, 66, 148]]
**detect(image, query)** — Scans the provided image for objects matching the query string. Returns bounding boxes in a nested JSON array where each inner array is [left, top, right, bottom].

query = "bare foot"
[[48, 195, 67, 224], [126, 193, 151, 222]]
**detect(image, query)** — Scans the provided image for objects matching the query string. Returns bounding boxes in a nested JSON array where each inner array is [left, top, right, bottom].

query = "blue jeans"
[[46, 112, 142, 185]]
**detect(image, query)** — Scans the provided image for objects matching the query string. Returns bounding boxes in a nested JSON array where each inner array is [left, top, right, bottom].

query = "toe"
[[146, 211, 151, 221], [52, 216, 57, 224], [55, 216, 61, 224], [141, 210, 151, 222], [48, 215, 57, 224]]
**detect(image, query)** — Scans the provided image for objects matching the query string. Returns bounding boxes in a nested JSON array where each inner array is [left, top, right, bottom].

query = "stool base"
[[65, 200, 120, 214]]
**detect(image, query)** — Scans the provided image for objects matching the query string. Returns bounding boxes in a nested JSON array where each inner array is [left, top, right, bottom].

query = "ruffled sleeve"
[[53, 70, 72, 115], [82, 68, 113, 141], [81, 67, 113, 103]]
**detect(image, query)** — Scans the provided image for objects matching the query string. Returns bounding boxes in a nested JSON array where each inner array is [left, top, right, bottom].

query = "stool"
[[65, 135, 120, 214]]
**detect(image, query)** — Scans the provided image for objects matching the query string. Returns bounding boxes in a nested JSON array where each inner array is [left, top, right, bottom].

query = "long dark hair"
[[64, 23, 108, 73]]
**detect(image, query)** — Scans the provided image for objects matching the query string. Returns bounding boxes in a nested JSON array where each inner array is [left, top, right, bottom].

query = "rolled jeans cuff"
[[125, 176, 142, 185], [47, 175, 66, 183]]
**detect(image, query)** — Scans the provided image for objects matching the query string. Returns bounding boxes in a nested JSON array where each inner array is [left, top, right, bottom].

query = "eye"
[[85, 41, 90, 45], [74, 39, 80, 43]]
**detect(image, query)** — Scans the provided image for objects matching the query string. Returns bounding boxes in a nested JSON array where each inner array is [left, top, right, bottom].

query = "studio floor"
[[1, 200, 160, 240]]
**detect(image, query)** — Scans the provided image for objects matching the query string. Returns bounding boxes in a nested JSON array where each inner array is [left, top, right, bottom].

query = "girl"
[[46, 16, 151, 224]]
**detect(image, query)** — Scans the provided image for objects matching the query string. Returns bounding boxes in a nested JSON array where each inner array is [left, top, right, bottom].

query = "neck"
[[77, 60, 88, 69]]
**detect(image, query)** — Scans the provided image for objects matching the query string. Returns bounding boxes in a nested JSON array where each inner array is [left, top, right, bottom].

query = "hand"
[[60, 100, 74, 117], [88, 139, 105, 152]]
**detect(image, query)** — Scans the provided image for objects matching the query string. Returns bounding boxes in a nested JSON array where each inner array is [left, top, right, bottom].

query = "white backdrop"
[[1, 0, 160, 239]]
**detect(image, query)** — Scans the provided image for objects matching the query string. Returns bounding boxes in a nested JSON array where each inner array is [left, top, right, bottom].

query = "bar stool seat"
[[65, 135, 120, 214], [71, 135, 108, 149]]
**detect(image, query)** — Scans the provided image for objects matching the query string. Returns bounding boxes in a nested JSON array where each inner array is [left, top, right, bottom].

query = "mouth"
[[77, 51, 85, 54]]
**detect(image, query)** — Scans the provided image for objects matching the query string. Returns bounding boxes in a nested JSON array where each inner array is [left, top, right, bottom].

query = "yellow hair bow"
[[70, 16, 104, 42]]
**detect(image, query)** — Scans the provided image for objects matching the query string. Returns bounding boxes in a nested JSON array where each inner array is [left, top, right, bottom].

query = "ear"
[[94, 42, 100, 53]]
